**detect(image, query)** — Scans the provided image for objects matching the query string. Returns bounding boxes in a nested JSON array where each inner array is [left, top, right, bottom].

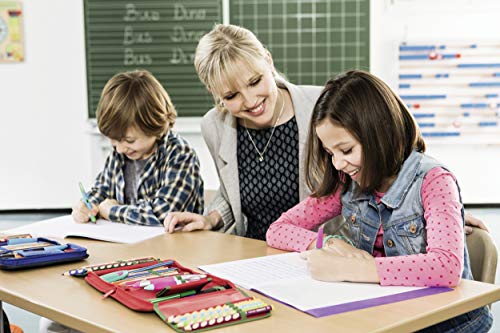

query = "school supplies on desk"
[[0, 236, 88, 270], [84, 258, 272, 332], [3, 215, 165, 244], [63, 256, 159, 277], [199, 252, 453, 318]]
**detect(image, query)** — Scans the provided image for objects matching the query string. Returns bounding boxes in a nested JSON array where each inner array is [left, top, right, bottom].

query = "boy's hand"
[[164, 212, 221, 233], [71, 200, 99, 223], [98, 199, 119, 220]]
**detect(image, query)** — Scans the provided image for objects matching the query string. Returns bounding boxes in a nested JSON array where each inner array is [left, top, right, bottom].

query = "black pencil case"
[[0, 237, 89, 270]]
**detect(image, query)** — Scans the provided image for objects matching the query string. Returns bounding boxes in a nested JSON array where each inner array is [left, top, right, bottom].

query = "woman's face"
[[315, 120, 363, 183], [218, 60, 280, 129]]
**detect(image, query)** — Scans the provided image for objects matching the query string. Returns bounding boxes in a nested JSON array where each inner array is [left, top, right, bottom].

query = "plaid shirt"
[[87, 131, 204, 226]]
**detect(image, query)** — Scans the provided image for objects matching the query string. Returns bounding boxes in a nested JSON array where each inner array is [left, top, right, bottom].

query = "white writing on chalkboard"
[[170, 47, 195, 65], [123, 4, 160, 22], [174, 4, 206, 21], [171, 26, 205, 43], [122, 3, 158, 65], [124, 48, 153, 65], [123, 26, 153, 45]]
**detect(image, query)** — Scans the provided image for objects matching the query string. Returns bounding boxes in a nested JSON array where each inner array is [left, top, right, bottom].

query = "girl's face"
[[110, 126, 157, 161], [315, 120, 363, 183], [218, 60, 280, 129]]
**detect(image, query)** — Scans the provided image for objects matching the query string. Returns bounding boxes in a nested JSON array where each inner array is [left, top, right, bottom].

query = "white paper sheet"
[[3, 215, 165, 244], [199, 252, 424, 312]]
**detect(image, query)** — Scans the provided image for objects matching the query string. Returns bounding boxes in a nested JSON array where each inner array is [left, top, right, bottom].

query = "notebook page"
[[199, 252, 310, 289], [200, 252, 426, 313], [4, 215, 164, 244]]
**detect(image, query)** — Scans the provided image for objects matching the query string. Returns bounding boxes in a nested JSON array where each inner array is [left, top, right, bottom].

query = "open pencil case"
[[0, 236, 89, 270], [85, 259, 272, 332]]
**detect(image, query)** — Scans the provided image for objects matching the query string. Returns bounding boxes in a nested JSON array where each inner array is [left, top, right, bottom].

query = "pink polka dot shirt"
[[266, 167, 464, 287]]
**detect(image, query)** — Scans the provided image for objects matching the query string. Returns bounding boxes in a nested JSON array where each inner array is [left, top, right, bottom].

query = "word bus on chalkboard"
[[84, 0, 222, 118]]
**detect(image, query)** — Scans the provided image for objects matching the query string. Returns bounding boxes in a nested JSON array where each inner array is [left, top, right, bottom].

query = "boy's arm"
[[87, 153, 115, 206], [108, 150, 204, 226]]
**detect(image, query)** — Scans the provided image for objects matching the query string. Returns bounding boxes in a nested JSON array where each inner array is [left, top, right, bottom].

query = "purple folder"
[[252, 286, 452, 318]]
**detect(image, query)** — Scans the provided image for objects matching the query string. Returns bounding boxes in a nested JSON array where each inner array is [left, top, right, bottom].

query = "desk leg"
[[0, 300, 4, 333]]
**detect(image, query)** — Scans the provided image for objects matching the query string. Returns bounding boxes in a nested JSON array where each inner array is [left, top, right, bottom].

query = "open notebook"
[[3, 215, 165, 244], [199, 252, 452, 318]]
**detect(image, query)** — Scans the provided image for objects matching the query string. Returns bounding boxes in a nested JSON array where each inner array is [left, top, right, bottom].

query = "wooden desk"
[[0, 231, 499, 333]]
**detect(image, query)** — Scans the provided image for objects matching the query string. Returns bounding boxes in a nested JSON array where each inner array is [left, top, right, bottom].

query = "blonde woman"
[[164, 24, 322, 239], [164, 24, 487, 239]]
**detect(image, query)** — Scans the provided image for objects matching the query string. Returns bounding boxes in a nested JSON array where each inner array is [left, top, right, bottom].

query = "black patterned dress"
[[237, 117, 300, 240]]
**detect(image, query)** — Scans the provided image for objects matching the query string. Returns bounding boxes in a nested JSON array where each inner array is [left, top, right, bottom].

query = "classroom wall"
[[0, 0, 90, 209], [371, 0, 500, 204], [1, 0, 499, 209]]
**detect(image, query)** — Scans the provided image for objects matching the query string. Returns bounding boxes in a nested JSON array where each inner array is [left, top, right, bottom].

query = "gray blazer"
[[201, 81, 323, 236]]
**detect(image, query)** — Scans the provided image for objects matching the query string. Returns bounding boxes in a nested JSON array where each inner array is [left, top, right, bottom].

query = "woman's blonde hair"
[[96, 70, 176, 140], [195, 24, 281, 111]]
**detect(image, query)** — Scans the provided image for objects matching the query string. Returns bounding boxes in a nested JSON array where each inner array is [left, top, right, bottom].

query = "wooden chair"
[[466, 227, 498, 284]]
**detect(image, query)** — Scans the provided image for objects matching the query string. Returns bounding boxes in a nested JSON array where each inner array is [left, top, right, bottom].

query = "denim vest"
[[341, 150, 492, 332], [341, 150, 472, 279]]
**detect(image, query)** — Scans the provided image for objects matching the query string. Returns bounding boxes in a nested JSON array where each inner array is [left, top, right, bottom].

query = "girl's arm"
[[375, 167, 464, 287], [266, 190, 342, 252]]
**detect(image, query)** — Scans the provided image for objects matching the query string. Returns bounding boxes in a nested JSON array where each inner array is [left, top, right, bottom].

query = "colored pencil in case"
[[245, 305, 273, 317], [101, 260, 174, 283], [143, 274, 207, 291]]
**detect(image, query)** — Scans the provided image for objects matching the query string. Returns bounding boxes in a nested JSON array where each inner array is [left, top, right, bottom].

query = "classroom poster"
[[398, 41, 500, 143], [0, 1, 23, 63]]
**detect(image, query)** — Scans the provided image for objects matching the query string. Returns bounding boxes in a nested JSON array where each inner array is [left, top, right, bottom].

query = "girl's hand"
[[300, 244, 379, 283], [71, 200, 99, 223], [164, 212, 221, 233], [464, 211, 489, 234], [98, 199, 119, 220], [323, 238, 373, 259]]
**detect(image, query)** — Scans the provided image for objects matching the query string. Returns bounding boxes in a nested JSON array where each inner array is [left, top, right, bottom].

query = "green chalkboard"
[[84, 0, 222, 118], [230, 0, 370, 86]]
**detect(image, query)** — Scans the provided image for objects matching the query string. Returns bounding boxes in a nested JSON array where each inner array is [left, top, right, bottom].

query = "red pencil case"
[[85, 259, 272, 332]]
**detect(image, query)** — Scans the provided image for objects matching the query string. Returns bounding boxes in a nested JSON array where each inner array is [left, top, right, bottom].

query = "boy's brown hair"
[[305, 70, 426, 197], [97, 70, 176, 140]]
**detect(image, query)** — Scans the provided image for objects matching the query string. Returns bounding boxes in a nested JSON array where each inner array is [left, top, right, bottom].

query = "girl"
[[266, 71, 492, 332]]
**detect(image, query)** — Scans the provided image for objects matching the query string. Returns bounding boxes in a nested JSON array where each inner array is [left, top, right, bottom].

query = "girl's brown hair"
[[96, 70, 176, 140], [305, 70, 426, 197]]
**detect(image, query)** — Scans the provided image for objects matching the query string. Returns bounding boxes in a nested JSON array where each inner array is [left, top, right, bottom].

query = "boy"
[[71, 69, 203, 225]]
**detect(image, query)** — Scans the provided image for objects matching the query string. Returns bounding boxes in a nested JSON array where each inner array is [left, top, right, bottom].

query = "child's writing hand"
[[300, 248, 379, 283], [164, 212, 221, 233], [98, 199, 119, 220], [71, 200, 99, 223], [323, 238, 372, 259]]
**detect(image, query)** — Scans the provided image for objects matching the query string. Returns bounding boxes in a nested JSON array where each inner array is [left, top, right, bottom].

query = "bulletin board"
[[0, 1, 24, 63]]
